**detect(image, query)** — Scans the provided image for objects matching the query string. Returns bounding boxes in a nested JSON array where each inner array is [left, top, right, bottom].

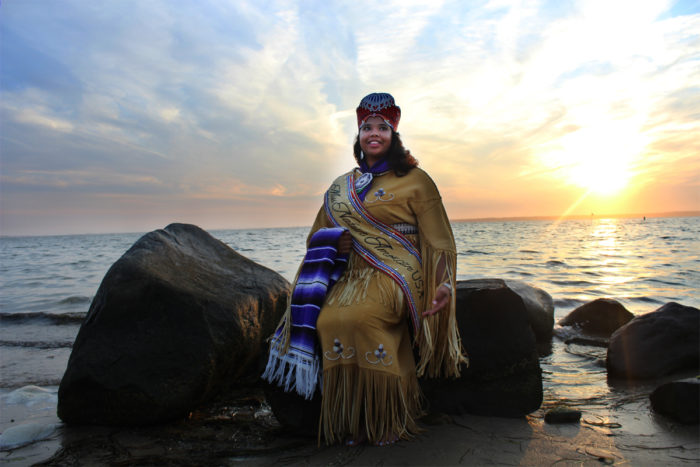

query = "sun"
[[567, 150, 630, 196], [540, 121, 643, 197]]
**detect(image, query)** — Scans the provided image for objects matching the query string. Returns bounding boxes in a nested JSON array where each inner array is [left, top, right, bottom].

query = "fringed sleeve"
[[410, 176, 468, 379]]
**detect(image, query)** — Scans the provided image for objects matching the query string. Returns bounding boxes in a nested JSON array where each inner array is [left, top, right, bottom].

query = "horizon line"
[[452, 210, 700, 223], [1, 210, 698, 239]]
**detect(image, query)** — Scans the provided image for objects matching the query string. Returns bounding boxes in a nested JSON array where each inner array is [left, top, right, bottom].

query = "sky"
[[1, 0, 699, 236]]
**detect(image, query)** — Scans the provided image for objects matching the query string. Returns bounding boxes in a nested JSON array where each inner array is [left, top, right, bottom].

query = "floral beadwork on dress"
[[365, 187, 395, 203], [324, 338, 355, 361], [365, 343, 393, 366]]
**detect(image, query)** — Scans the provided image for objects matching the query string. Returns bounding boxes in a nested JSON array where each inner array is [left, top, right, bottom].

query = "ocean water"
[[1, 216, 698, 450]]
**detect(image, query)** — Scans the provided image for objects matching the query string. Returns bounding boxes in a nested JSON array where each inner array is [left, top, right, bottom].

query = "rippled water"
[[0, 216, 698, 431], [456, 217, 699, 313]]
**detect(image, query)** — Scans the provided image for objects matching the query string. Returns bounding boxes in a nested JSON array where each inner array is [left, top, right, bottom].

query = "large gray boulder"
[[558, 298, 634, 336], [58, 223, 290, 425], [421, 279, 543, 417], [607, 302, 700, 380]]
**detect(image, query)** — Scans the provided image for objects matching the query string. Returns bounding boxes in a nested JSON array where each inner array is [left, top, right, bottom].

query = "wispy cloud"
[[1, 0, 698, 235]]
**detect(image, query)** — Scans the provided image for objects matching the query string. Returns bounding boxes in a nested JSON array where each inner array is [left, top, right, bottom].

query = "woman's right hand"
[[337, 231, 352, 254]]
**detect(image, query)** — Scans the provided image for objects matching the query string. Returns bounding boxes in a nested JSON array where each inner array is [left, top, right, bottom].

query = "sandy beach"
[[2, 378, 697, 466]]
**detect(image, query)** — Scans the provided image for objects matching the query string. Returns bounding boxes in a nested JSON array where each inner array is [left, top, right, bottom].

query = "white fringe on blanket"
[[262, 342, 320, 400]]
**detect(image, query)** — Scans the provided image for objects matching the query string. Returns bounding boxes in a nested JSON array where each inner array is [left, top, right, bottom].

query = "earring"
[[360, 151, 365, 160]]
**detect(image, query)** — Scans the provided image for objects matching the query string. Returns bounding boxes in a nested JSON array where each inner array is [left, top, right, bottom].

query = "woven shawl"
[[262, 227, 349, 399]]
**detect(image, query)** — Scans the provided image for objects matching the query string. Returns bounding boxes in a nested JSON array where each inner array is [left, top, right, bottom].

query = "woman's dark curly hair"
[[353, 131, 419, 176]]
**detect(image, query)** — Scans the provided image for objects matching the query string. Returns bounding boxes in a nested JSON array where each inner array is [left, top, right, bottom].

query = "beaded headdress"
[[356, 92, 401, 131]]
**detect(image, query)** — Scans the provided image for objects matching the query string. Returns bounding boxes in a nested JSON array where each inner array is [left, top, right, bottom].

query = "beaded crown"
[[356, 92, 401, 130]]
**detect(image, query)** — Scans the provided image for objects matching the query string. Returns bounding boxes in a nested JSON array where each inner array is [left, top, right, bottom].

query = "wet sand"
[[3, 384, 698, 466]]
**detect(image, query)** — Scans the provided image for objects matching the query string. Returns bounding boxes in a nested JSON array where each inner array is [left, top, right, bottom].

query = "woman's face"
[[359, 116, 392, 164]]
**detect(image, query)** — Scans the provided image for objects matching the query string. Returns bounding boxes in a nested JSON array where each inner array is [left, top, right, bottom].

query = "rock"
[[544, 406, 581, 424], [650, 377, 700, 424], [558, 298, 634, 336], [607, 302, 700, 379], [263, 384, 321, 436], [448, 279, 553, 342], [58, 223, 290, 425], [504, 279, 555, 341], [421, 279, 543, 418]]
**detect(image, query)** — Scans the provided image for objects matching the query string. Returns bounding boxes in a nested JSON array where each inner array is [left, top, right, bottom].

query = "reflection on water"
[[541, 341, 608, 402], [454, 216, 699, 317]]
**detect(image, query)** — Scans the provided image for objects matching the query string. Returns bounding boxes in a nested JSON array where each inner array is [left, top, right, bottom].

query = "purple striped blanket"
[[262, 227, 349, 399]]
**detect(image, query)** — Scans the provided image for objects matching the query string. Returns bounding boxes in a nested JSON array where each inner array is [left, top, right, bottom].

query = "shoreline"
[[2, 378, 698, 466], [3, 321, 699, 465], [2, 366, 699, 466]]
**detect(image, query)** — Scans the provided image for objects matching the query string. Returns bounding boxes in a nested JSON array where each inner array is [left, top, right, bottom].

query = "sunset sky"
[[1, 0, 699, 236]]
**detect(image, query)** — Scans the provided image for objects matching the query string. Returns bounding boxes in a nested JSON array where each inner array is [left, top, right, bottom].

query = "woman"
[[264, 92, 466, 446]]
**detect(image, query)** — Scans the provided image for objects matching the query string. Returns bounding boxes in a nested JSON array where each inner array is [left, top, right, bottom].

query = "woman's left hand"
[[423, 284, 451, 316], [337, 231, 353, 254]]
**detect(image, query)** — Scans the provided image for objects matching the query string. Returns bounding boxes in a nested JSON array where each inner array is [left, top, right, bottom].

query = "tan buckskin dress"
[[306, 166, 465, 445]]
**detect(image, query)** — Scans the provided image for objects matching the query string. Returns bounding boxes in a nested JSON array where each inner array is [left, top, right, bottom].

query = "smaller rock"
[[421, 280, 543, 418], [544, 406, 581, 424], [650, 377, 700, 424], [607, 302, 700, 379], [558, 298, 633, 336], [504, 279, 555, 342], [584, 447, 618, 463], [263, 383, 321, 436]]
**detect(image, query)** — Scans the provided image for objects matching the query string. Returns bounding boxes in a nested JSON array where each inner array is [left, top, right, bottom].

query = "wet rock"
[[504, 279, 555, 342], [447, 279, 553, 342], [584, 447, 618, 463], [42, 386, 290, 466], [421, 279, 543, 418], [558, 298, 634, 336], [607, 302, 700, 379], [58, 223, 290, 425], [650, 377, 700, 424], [263, 384, 321, 436], [544, 406, 581, 424]]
